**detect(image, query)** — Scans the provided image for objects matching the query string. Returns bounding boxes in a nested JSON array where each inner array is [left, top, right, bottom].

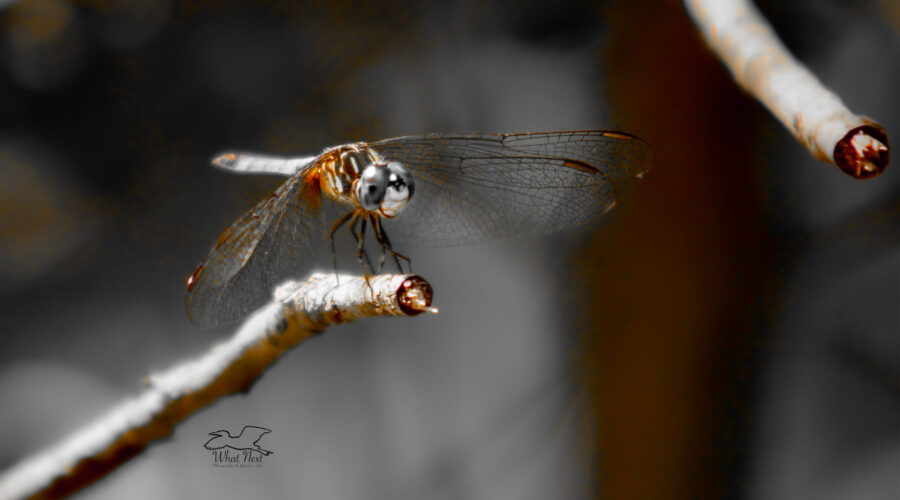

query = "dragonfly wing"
[[185, 170, 327, 327], [212, 152, 318, 177], [371, 131, 652, 247]]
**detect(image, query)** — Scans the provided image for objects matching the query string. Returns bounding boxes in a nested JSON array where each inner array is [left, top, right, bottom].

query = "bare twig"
[[684, 0, 890, 179], [0, 273, 436, 500]]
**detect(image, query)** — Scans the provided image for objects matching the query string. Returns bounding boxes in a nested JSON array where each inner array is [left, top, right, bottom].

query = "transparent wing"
[[371, 131, 652, 246], [185, 168, 327, 328]]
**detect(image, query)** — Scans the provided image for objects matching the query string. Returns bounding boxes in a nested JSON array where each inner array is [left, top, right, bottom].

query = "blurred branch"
[[0, 273, 436, 500], [684, 0, 890, 179]]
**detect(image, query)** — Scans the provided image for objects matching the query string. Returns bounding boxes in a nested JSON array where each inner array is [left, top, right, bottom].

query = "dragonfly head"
[[356, 161, 415, 218]]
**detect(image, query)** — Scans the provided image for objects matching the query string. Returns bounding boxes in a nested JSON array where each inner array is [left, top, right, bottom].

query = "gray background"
[[0, 1, 897, 499]]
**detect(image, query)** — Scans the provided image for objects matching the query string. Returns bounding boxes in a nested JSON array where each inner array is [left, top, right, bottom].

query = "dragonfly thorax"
[[355, 161, 415, 218]]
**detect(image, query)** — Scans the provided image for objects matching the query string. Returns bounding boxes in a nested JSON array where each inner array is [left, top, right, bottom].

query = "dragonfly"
[[185, 131, 652, 327]]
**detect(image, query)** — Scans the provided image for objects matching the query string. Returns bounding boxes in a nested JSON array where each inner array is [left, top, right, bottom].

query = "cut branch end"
[[833, 124, 890, 179]]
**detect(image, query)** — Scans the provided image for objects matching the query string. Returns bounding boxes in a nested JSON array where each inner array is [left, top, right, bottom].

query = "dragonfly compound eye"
[[356, 164, 389, 211], [379, 162, 414, 218]]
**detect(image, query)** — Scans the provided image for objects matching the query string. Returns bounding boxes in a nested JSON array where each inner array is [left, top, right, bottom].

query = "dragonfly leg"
[[350, 214, 376, 276], [371, 214, 411, 274], [371, 215, 388, 273], [350, 214, 376, 293], [329, 211, 357, 286]]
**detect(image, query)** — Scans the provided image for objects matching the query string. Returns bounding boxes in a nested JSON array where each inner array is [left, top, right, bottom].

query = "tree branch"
[[684, 0, 890, 179], [0, 273, 436, 500]]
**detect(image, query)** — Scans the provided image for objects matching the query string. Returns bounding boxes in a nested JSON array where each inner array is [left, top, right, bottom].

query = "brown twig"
[[684, 0, 890, 179], [0, 273, 436, 500]]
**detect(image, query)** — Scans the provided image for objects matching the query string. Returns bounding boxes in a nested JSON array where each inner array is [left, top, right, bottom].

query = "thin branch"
[[684, 0, 890, 179], [0, 273, 437, 500]]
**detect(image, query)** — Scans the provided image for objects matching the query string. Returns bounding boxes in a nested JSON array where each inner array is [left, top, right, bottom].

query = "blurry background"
[[0, 0, 897, 498]]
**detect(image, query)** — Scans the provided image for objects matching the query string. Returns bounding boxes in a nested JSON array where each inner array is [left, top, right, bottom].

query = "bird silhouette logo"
[[204, 425, 273, 456]]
